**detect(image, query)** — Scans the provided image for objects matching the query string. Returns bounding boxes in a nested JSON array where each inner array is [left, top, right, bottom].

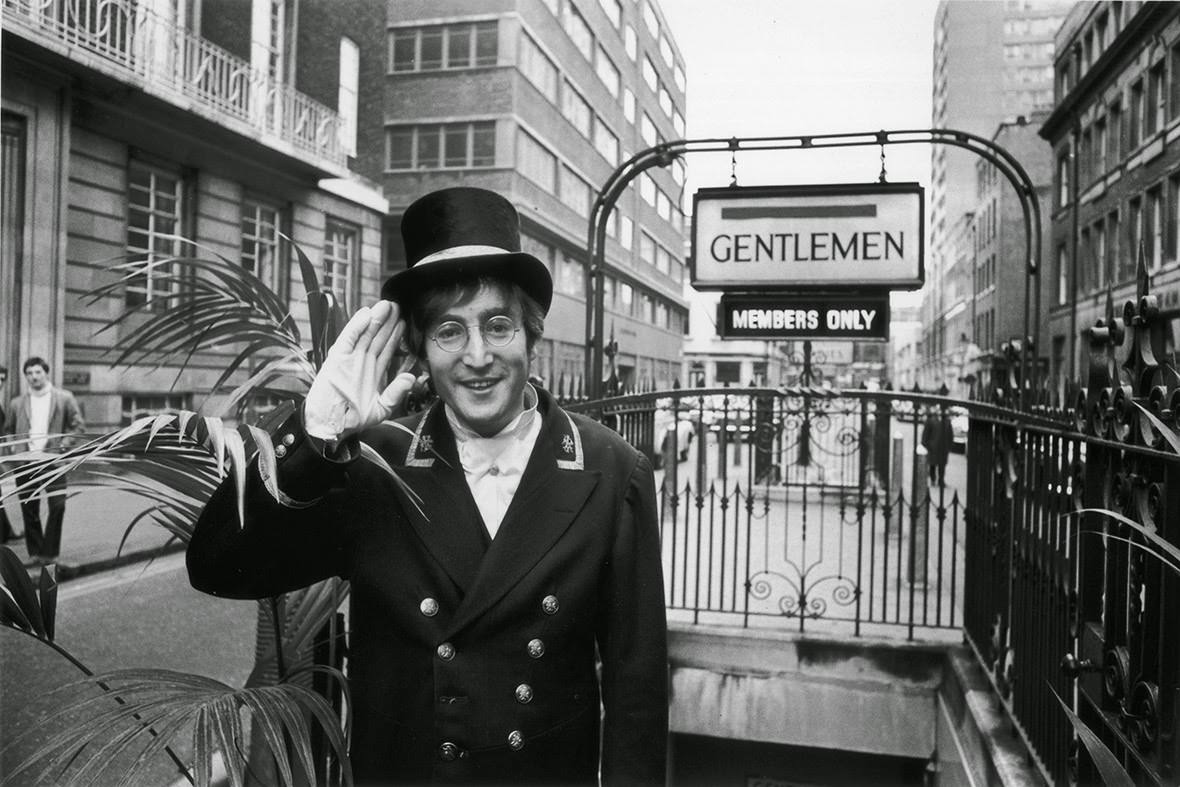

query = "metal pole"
[[910, 445, 929, 586], [889, 433, 904, 539]]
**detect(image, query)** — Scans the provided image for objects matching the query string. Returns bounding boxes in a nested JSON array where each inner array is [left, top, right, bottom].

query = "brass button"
[[515, 683, 534, 704], [274, 444, 288, 458], [507, 730, 524, 751], [439, 741, 461, 761], [419, 597, 439, 617], [527, 638, 545, 658], [282, 433, 295, 446], [541, 594, 559, 615], [437, 642, 455, 661]]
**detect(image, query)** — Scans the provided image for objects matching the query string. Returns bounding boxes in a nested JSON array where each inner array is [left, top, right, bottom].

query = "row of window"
[[974, 308, 996, 354], [521, 231, 685, 332], [540, 0, 685, 134], [1056, 176, 1180, 303], [974, 253, 997, 294], [390, 21, 498, 72], [386, 122, 495, 171], [125, 160, 360, 308], [1057, 43, 1180, 206], [1057, 2, 1126, 97]]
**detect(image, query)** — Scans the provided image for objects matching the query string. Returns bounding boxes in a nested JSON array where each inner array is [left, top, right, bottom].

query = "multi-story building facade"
[[925, 0, 1071, 387], [966, 112, 1055, 397], [379, 0, 690, 391], [2, 0, 387, 429], [1042, 1, 1180, 403]]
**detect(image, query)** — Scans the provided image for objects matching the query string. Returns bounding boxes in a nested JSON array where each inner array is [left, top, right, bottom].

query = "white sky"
[[659, 0, 942, 315], [660, 0, 941, 198]]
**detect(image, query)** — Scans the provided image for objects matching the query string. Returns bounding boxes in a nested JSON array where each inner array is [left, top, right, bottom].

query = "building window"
[[658, 35, 673, 69], [642, 56, 658, 92], [639, 173, 655, 205], [561, 3, 593, 61], [241, 199, 284, 295], [1128, 196, 1142, 278], [126, 161, 185, 308], [1171, 43, 1180, 119], [1056, 149, 1070, 208], [559, 166, 591, 218], [520, 32, 558, 102], [642, 0, 659, 37], [641, 112, 657, 146], [1056, 244, 1068, 305], [386, 122, 495, 170], [121, 393, 190, 426], [559, 252, 585, 297], [1147, 62, 1165, 137], [658, 86, 672, 117], [623, 88, 636, 123], [1147, 186, 1163, 270], [517, 131, 556, 192], [561, 81, 592, 137], [624, 25, 637, 60], [639, 231, 655, 266], [595, 46, 620, 98], [1078, 226, 1091, 294], [1170, 174, 1180, 262], [1094, 115, 1107, 176], [390, 22, 497, 72], [597, 0, 621, 28], [674, 63, 685, 92], [1129, 79, 1143, 148], [620, 215, 633, 250], [1109, 98, 1123, 161], [593, 118, 619, 163], [1107, 210, 1120, 285], [337, 37, 359, 156], [1095, 220, 1107, 290], [323, 219, 358, 302]]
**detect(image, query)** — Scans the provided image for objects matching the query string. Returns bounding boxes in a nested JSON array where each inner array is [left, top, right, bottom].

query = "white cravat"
[[445, 385, 542, 540], [28, 385, 52, 451]]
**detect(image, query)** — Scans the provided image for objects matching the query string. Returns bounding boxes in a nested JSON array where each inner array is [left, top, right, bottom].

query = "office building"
[[3, 0, 386, 429], [381, 0, 690, 390], [926, 0, 1071, 387], [1041, 1, 1180, 402]]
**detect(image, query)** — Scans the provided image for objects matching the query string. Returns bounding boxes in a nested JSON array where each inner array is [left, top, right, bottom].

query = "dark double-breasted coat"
[[187, 388, 669, 786]]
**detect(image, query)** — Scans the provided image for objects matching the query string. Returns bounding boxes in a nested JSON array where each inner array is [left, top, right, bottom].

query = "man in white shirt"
[[3, 357, 85, 565], [188, 187, 668, 786]]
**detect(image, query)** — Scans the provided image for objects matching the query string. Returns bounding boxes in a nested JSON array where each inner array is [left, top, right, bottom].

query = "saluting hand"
[[304, 300, 417, 443]]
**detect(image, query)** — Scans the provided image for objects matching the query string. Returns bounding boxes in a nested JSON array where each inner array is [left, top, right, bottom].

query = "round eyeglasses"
[[431, 315, 520, 353]]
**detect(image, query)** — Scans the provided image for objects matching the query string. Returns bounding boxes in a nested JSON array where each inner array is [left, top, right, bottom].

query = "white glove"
[[304, 300, 417, 443]]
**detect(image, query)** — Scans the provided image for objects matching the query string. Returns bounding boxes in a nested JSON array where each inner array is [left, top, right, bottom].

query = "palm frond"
[[4, 668, 352, 787]]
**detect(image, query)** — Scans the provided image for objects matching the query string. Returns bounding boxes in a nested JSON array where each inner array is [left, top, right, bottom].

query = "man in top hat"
[[187, 187, 668, 785]]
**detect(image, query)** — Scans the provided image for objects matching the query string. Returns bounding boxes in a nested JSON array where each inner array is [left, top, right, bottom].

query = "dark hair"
[[404, 276, 545, 360], [23, 357, 49, 374]]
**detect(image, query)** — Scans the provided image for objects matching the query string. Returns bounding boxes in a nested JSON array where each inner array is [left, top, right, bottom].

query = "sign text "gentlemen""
[[709, 231, 904, 263]]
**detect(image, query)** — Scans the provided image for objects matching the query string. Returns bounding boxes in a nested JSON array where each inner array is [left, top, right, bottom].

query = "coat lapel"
[[389, 405, 488, 594], [445, 402, 599, 637]]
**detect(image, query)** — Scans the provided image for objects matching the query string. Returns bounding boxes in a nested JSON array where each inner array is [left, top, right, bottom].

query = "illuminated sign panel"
[[718, 292, 890, 340], [691, 183, 924, 290]]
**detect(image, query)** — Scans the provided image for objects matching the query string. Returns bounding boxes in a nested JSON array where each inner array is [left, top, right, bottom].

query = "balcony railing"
[[3, 0, 346, 170]]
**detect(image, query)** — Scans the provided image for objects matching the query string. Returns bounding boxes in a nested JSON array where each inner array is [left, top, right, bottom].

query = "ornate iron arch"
[[584, 129, 1043, 405]]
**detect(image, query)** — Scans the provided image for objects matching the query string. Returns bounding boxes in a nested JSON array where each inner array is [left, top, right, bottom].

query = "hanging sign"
[[691, 182, 924, 290], [718, 292, 890, 340]]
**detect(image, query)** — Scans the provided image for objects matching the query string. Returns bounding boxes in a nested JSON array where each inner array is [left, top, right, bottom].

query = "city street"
[[0, 555, 257, 785]]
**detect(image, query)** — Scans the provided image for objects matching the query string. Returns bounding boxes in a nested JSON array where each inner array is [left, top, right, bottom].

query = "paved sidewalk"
[[2, 486, 178, 580]]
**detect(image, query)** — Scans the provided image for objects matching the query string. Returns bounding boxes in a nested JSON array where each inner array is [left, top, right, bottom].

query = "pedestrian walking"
[[920, 407, 953, 487], [3, 357, 85, 564], [187, 187, 669, 785]]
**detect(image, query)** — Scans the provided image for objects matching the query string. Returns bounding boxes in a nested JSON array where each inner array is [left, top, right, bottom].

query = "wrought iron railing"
[[961, 263, 1180, 785], [567, 387, 967, 641], [3, 0, 346, 168], [569, 260, 1179, 783]]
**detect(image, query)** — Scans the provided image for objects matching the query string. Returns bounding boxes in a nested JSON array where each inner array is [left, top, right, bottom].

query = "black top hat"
[[381, 187, 553, 314]]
